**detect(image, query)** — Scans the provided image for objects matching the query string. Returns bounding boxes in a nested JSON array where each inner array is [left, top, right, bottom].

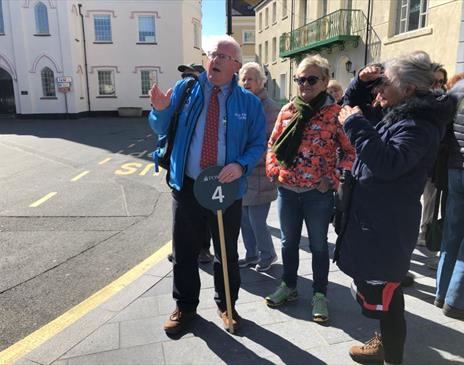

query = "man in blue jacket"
[[149, 36, 266, 335]]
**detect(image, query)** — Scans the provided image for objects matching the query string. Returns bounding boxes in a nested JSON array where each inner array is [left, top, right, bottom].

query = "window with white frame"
[[94, 15, 112, 42], [41, 67, 55, 96], [282, 0, 287, 18], [265, 8, 269, 27], [243, 30, 255, 44], [259, 12, 262, 31], [320, 0, 328, 17], [396, 0, 427, 34], [35, 2, 49, 34], [98, 70, 115, 95], [272, 37, 277, 62], [141, 70, 156, 95], [0, 0, 4, 34], [272, 2, 276, 24], [138, 15, 156, 43], [264, 41, 268, 64], [193, 21, 200, 48]]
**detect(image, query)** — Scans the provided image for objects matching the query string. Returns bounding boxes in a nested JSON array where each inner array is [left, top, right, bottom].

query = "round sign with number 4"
[[193, 166, 239, 212]]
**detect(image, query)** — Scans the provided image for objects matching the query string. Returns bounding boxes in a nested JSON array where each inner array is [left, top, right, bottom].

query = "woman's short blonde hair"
[[296, 54, 331, 80], [239, 62, 267, 90], [327, 79, 343, 92]]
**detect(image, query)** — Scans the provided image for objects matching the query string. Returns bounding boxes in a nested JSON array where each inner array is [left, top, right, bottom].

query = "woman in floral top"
[[265, 54, 355, 323]]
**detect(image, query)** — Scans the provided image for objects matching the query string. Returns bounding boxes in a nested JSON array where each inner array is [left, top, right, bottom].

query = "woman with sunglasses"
[[336, 51, 457, 365], [265, 54, 355, 322]]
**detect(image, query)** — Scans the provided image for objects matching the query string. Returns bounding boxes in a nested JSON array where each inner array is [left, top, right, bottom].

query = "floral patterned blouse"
[[266, 101, 355, 192]]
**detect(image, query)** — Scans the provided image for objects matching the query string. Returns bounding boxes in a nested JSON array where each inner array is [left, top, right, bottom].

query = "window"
[[141, 70, 156, 95], [282, 0, 288, 18], [243, 30, 255, 44], [193, 22, 200, 48], [320, 0, 328, 17], [265, 8, 269, 27], [0, 0, 4, 34], [272, 37, 277, 62], [94, 15, 112, 42], [258, 44, 262, 63], [264, 41, 268, 64], [98, 70, 115, 95], [396, 0, 427, 34], [41, 67, 55, 97], [259, 12, 262, 31], [272, 2, 276, 24], [138, 15, 155, 43], [35, 2, 49, 34]]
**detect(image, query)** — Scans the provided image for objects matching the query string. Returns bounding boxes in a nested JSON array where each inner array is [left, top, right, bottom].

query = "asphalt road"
[[0, 117, 172, 351]]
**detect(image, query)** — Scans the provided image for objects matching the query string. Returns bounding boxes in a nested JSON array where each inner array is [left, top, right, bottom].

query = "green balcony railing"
[[279, 9, 366, 58]]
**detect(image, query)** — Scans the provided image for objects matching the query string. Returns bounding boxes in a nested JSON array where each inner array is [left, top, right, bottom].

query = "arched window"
[[35, 2, 49, 34], [41, 67, 55, 96]]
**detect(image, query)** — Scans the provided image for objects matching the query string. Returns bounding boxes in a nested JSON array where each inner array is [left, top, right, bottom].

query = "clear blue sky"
[[202, 0, 226, 38]]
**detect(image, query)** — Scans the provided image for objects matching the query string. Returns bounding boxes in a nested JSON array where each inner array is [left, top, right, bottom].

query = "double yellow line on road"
[[0, 241, 171, 365]]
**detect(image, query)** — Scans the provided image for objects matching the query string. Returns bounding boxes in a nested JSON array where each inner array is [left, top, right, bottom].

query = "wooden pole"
[[217, 209, 234, 333]]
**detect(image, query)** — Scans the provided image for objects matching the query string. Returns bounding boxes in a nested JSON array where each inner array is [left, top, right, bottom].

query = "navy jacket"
[[336, 77, 457, 281]]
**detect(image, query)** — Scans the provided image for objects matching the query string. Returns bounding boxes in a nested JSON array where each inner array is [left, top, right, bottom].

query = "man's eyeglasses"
[[207, 51, 239, 63], [293, 75, 320, 86]]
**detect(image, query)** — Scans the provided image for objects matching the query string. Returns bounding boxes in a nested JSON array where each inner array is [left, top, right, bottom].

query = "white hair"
[[204, 35, 242, 64], [296, 54, 330, 80], [239, 62, 266, 89]]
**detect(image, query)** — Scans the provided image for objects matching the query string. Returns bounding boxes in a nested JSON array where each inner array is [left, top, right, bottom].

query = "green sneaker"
[[312, 292, 329, 323], [265, 282, 298, 307]]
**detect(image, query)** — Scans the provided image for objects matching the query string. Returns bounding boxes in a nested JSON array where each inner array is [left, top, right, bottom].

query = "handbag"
[[155, 77, 196, 172], [425, 189, 444, 252]]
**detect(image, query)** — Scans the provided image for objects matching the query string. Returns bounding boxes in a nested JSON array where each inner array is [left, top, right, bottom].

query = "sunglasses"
[[293, 75, 320, 86], [434, 79, 445, 85]]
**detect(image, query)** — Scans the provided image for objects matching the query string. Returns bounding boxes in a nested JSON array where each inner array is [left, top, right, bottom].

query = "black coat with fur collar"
[[337, 78, 457, 282]]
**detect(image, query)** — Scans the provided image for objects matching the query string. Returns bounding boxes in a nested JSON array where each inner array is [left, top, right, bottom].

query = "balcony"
[[279, 9, 366, 58]]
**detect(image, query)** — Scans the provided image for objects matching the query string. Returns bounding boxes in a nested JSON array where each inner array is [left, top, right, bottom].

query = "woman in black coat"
[[337, 51, 457, 365]]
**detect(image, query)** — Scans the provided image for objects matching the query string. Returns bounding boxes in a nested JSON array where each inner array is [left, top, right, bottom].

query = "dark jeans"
[[171, 176, 241, 312], [277, 187, 334, 294], [380, 287, 406, 365]]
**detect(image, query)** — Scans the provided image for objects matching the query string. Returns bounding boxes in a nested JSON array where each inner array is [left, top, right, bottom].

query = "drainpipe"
[[288, 0, 295, 99], [363, 0, 372, 65], [226, 0, 232, 35], [78, 4, 91, 113]]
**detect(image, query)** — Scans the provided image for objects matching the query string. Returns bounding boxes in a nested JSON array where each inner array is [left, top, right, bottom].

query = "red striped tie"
[[200, 86, 220, 169]]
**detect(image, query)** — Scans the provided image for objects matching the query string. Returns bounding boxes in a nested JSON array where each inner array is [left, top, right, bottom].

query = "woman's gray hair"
[[296, 54, 330, 80], [385, 51, 438, 93], [239, 62, 266, 89]]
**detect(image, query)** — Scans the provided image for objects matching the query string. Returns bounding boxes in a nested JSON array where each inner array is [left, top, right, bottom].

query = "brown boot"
[[349, 332, 384, 363], [164, 308, 196, 335], [217, 308, 241, 332]]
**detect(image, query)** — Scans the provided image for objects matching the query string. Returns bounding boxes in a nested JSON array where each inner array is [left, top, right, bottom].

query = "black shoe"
[[167, 253, 173, 262], [198, 248, 213, 264], [434, 298, 444, 308], [401, 272, 414, 287], [443, 303, 464, 320]]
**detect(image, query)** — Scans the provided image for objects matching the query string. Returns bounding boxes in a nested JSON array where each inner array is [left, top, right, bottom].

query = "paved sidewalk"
[[10, 202, 464, 365]]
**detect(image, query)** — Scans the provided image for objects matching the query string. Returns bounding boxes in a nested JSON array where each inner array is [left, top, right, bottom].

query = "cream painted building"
[[255, 0, 464, 102], [0, 0, 202, 117]]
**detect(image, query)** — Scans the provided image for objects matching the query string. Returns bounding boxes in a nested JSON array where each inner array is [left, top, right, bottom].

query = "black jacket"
[[447, 80, 464, 170]]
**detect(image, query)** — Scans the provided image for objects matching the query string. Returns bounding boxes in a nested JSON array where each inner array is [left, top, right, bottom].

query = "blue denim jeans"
[[436, 169, 464, 309], [277, 187, 334, 295], [241, 203, 276, 261]]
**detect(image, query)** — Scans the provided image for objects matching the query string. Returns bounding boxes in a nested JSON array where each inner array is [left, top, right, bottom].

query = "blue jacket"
[[336, 76, 457, 281], [148, 72, 266, 197]]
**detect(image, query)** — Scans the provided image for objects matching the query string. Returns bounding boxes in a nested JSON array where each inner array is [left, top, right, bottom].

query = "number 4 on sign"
[[212, 186, 225, 203]]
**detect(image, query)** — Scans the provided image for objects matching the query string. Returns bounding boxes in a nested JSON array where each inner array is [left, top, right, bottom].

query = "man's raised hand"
[[149, 84, 172, 111]]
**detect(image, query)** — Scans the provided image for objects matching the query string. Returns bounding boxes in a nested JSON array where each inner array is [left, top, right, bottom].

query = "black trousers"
[[380, 287, 406, 365], [171, 176, 241, 312]]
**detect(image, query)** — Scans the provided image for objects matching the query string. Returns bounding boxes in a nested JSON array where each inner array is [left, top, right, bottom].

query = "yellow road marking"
[[128, 143, 135, 148], [0, 241, 172, 365], [70, 171, 90, 182], [29, 192, 57, 207], [98, 157, 112, 165]]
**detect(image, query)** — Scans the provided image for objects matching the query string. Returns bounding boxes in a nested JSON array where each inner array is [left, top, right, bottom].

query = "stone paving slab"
[[10, 203, 464, 365]]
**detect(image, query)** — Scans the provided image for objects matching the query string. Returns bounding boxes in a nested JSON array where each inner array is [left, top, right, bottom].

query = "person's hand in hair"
[[338, 105, 363, 125], [359, 65, 383, 83], [149, 84, 172, 111]]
